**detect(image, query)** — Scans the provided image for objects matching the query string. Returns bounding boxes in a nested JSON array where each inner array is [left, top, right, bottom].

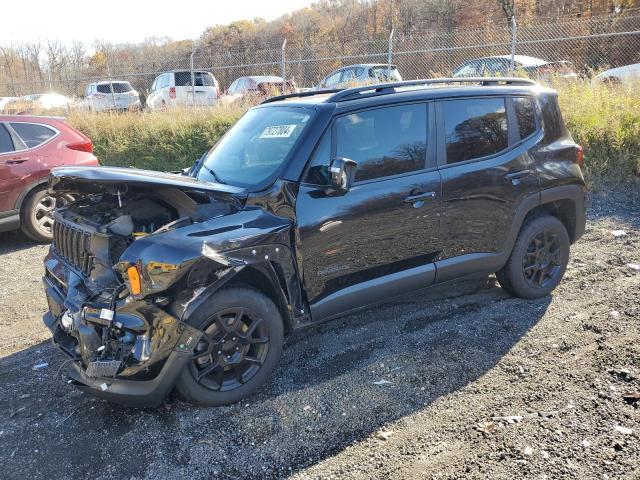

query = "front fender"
[[115, 207, 295, 298]]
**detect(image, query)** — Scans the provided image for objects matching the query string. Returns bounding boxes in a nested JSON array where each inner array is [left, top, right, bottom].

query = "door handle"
[[505, 169, 531, 185], [7, 157, 29, 164], [403, 191, 436, 204], [505, 169, 531, 180]]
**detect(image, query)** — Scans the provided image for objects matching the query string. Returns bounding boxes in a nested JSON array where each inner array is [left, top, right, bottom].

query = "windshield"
[[197, 106, 313, 188]]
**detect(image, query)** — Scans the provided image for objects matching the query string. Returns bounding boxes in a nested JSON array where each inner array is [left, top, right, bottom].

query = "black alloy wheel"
[[190, 307, 270, 392], [175, 287, 284, 406], [522, 229, 563, 289]]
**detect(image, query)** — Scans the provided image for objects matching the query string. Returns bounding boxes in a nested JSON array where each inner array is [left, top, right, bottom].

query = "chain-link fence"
[[1, 11, 639, 100]]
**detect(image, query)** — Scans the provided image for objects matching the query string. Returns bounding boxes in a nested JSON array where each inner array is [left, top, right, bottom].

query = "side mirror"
[[146, 88, 150, 95], [329, 157, 357, 192]]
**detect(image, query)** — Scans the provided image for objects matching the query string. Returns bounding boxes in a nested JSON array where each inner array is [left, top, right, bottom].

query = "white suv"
[[84, 81, 141, 112], [146, 71, 220, 110]]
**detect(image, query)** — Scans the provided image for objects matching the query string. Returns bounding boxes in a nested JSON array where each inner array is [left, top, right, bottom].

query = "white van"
[[146, 71, 220, 110]]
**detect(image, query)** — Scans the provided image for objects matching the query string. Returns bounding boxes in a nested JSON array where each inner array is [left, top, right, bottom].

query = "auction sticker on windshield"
[[259, 124, 297, 138]]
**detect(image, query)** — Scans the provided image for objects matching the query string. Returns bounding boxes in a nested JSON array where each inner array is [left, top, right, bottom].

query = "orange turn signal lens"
[[127, 266, 141, 295]]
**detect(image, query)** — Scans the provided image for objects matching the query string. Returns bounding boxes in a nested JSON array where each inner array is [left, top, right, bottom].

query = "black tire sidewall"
[[20, 187, 52, 243], [503, 216, 570, 299], [175, 287, 284, 406]]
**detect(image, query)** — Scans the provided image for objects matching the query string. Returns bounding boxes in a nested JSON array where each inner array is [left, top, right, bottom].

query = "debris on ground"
[[523, 446, 533, 456], [375, 430, 394, 441], [622, 391, 640, 404], [31, 363, 48, 370], [475, 421, 498, 435], [492, 415, 523, 424], [611, 230, 627, 237], [613, 426, 634, 435], [373, 379, 393, 385], [626, 263, 640, 271]]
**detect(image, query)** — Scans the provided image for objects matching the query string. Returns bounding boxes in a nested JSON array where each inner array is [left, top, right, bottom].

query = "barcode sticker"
[[259, 124, 297, 138], [100, 308, 114, 321]]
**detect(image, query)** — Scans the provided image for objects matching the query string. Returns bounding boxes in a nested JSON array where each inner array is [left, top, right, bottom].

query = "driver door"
[[296, 102, 441, 321]]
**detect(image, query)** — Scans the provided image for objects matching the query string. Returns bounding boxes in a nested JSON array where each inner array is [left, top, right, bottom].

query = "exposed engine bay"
[[45, 184, 237, 400], [42, 166, 299, 407]]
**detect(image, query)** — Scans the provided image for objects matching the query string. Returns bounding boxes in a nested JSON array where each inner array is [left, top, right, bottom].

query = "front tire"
[[175, 287, 284, 406], [496, 215, 570, 299]]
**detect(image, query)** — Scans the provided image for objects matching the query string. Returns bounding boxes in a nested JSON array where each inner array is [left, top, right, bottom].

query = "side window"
[[454, 61, 480, 77], [151, 77, 159, 91], [323, 70, 342, 88], [0, 124, 14, 154], [340, 68, 357, 84], [9, 123, 57, 149], [485, 59, 509, 76], [444, 98, 508, 164], [160, 74, 170, 89], [228, 80, 238, 94], [303, 128, 332, 185], [513, 96, 537, 140], [336, 103, 427, 182]]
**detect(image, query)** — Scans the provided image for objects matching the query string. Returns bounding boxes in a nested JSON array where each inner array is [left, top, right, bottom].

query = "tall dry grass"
[[62, 81, 639, 179], [68, 105, 244, 171]]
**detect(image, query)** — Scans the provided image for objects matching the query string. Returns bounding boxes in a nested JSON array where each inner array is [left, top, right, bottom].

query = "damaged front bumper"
[[43, 255, 202, 408]]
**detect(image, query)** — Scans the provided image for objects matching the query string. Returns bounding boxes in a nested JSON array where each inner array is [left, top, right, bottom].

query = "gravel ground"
[[0, 182, 638, 479]]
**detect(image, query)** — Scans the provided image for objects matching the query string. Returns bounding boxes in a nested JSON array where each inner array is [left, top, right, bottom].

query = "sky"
[[0, 0, 314, 46]]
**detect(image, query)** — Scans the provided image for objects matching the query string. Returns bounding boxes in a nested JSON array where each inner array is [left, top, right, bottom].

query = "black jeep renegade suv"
[[42, 78, 586, 407]]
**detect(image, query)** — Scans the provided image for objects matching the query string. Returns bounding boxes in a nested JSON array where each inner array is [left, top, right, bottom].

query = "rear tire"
[[175, 287, 284, 407], [496, 215, 570, 299]]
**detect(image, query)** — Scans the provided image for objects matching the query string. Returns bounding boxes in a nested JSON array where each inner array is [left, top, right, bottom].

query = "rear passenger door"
[[435, 95, 540, 280], [296, 102, 441, 320]]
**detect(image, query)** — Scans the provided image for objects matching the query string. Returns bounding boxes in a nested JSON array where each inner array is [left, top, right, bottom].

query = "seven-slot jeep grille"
[[52, 220, 94, 275]]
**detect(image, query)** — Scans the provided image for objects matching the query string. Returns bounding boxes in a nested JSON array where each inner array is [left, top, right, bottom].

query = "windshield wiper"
[[200, 164, 226, 185]]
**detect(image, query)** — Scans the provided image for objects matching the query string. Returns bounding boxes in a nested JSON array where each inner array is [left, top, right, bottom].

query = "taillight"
[[67, 140, 93, 153], [169, 87, 176, 99], [576, 145, 584, 168]]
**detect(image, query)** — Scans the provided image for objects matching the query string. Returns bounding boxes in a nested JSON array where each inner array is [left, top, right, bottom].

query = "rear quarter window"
[[538, 94, 568, 146], [10, 123, 56, 149], [513, 96, 537, 140]]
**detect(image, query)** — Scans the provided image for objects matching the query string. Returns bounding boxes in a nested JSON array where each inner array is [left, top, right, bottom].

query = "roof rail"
[[327, 77, 537, 102], [260, 88, 343, 104]]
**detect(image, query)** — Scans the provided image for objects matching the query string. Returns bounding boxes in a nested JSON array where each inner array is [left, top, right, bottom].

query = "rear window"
[[97, 82, 133, 94], [10, 122, 56, 148], [444, 98, 508, 164], [369, 66, 402, 82], [175, 71, 215, 87]]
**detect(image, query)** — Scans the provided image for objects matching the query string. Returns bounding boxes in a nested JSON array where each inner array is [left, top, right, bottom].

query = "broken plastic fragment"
[[611, 230, 627, 237], [32, 363, 49, 370], [100, 383, 108, 391], [373, 379, 393, 385]]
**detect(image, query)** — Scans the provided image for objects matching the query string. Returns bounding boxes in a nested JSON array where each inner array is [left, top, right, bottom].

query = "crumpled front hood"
[[49, 166, 247, 199]]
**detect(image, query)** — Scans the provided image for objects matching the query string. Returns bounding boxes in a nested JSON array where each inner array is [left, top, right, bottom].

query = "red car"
[[0, 115, 98, 242]]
